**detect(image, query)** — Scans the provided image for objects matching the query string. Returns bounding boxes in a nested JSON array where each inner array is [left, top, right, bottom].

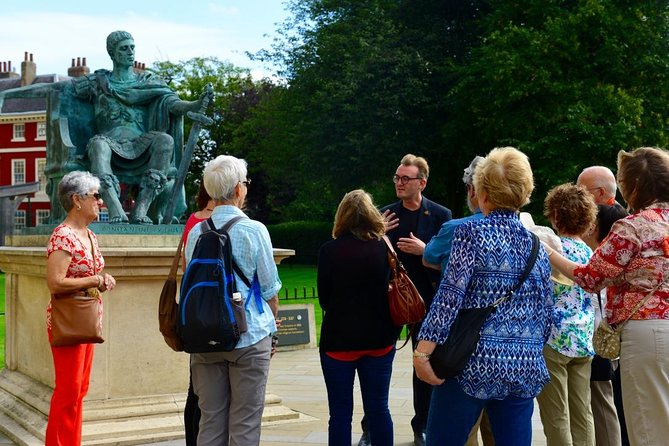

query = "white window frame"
[[12, 123, 25, 142], [36, 122, 47, 140], [35, 158, 47, 194], [12, 159, 26, 184], [14, 210, 26, 229], [36, 209, 50, 226], [97, 208, 109, 222]]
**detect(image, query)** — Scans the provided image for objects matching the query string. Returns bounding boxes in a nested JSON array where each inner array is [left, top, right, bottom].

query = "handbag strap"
[[169, 236, 185, 281], [492, 233, 539, 307], [616, 277, 665, 329], [382, 235, 398, 258], [87, 230, 97, 276]]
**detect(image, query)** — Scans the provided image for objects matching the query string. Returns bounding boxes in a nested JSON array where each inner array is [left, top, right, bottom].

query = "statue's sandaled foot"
[[131, 216, 154, 225], [109, 215, 129, 224]]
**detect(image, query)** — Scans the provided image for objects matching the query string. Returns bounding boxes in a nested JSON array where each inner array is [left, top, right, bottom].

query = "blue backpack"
[[177, 216, 251, 353]]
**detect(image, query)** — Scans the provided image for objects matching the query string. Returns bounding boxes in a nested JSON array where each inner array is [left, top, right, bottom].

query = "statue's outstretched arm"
[[0, 81, 67, 111], [168, 84, 214, 115]]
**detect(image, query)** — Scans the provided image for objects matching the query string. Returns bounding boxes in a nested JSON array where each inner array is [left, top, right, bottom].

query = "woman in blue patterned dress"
[[536, 183, 598, 446], [413, 147, 554, 446]]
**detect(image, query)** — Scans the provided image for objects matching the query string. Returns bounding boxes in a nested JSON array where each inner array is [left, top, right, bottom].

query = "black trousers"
[[185, 374, 201, 446]]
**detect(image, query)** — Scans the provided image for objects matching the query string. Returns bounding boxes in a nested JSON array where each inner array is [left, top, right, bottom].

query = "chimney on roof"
[[0, 60, 19, 79], [20, 52, 36, 86], [67, 56, 90, 78]]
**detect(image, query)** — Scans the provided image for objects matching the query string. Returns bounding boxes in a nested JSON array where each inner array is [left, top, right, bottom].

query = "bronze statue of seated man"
[[0, 30, 212, 224]]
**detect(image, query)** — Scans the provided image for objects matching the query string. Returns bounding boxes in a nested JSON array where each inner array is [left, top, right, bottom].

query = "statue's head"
[[106, 30, 134, 58]]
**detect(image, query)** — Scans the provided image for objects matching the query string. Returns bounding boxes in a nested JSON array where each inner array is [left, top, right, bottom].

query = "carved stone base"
[[0, 369, 299, 445], [0, 235, 297, 445]]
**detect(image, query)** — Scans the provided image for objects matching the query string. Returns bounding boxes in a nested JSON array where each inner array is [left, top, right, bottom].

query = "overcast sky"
[[0, 0, 291, 80]]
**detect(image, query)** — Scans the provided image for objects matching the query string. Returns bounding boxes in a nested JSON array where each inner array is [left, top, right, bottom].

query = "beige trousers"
[[619, 320, 669, 446], [590, 380, 621, 446], [536, 345, 595, 446]]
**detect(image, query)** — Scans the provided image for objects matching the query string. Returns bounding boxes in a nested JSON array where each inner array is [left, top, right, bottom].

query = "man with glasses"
[[358, 154, 451, 446], [577, 164, 630, 446], [576, 166, 617, 206]]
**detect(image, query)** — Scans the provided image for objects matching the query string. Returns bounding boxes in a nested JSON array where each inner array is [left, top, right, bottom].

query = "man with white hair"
[[184, 155, 281, 446], [576, 166, 617, 206]]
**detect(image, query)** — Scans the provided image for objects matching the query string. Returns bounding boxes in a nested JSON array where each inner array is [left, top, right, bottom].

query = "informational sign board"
[[276, 304, 317, 349]]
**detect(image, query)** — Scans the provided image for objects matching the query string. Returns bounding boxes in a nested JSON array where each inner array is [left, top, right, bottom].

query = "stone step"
[[0, 370, 301, 445]]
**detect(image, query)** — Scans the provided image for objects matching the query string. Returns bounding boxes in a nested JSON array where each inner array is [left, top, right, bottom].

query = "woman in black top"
[[318, 189, 400, 446]]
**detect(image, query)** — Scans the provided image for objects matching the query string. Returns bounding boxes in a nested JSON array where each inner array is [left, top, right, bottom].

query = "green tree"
[[253, 0, 490, 218], [443, 0, 669, 216], [149, 57, 275, 217]]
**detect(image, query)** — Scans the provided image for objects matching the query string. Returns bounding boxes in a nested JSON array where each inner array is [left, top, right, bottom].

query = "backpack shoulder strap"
[[216, 215, 252, 288]]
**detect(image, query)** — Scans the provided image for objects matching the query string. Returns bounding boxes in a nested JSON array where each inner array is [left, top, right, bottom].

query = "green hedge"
[[268, 221, 332, 265]]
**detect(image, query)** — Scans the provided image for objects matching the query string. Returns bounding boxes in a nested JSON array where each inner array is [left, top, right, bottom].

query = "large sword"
[[163, 83, 214, 224]]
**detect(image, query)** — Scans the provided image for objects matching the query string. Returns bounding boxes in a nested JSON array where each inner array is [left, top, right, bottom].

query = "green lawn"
[[276, 264, 322, 343]]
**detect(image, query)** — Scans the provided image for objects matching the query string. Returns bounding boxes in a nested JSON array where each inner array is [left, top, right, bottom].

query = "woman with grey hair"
[[45, 170, 116, 445], [184, 155, 281, 445]]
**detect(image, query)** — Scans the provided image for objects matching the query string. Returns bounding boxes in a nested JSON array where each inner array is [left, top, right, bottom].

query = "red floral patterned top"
[[46, 224, 104, 331], [574, 203, 669, 325]]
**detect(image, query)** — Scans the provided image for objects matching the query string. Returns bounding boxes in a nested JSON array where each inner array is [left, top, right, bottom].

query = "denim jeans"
[[426, 378, 535, 446], [320, 348, 395, 446]]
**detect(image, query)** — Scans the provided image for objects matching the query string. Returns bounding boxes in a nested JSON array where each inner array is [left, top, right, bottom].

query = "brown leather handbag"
[[158, 237, 184, 352], [50, 233, 104, 347], [383, 236, 426, 326]]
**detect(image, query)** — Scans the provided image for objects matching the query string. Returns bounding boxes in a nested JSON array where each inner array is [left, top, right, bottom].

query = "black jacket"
[[380, 196, 451, 307], [317, 234, 401, 351]]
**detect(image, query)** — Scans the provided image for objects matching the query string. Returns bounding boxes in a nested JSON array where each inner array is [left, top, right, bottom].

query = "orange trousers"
[[45, 343, 94, 446]]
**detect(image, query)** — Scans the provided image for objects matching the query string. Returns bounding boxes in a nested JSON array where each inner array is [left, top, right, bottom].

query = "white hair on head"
[[203, 155, 248, 201], [58, 171, 101, 212]]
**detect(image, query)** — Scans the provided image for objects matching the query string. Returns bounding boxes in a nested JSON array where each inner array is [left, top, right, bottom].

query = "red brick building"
[[0, 54, 101, 228]]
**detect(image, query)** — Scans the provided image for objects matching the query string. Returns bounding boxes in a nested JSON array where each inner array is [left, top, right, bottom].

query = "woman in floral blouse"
[[45, 171, 116, 445], [547, 147, 669, 446], [537, 183, 597, 446], [413, 147, 554, 446]]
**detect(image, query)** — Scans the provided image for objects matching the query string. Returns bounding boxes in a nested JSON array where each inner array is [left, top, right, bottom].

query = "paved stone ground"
[[0, 344, 549, 445]]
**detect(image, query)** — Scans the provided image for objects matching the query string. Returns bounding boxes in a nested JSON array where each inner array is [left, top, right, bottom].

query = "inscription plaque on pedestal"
[[276, 304, 317, 349]]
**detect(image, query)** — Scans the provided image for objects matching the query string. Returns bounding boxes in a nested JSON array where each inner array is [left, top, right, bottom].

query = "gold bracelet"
[[96, 275, 102, 289], [413, 350, 431, 359]]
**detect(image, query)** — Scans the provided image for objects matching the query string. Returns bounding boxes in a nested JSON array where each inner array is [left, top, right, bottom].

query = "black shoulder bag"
[[430, 233, 539, 380]]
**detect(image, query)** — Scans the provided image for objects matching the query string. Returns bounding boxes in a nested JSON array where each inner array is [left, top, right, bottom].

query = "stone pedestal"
[[0, 231, 296, 445]]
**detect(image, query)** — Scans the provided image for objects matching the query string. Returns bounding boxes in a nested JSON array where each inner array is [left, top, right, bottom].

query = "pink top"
[[574, 203, 669, 325], [182, 213, 207, 244], [46, 224, 104, 332]]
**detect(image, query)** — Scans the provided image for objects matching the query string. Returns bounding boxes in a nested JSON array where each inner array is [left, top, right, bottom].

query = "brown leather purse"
[[50, 232, 104, 347], [383, 235, 426, 326], [158, 237, 184, 352]]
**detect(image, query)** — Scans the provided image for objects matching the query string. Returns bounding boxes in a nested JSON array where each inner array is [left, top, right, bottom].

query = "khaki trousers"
[[191, 336, 272, 446], [619, 320, 669, 446], [590, 380, 621, 446], [536, 345, 595, 446]]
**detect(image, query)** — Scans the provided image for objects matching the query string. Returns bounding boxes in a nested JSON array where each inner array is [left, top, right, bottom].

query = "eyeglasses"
[[85, 192, 102, 200], [241, 179, 252, 187], [392, 175, 422, 185]]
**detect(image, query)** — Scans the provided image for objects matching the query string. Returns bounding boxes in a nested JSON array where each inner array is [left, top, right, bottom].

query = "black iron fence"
[[281, 287, 318, 300]]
